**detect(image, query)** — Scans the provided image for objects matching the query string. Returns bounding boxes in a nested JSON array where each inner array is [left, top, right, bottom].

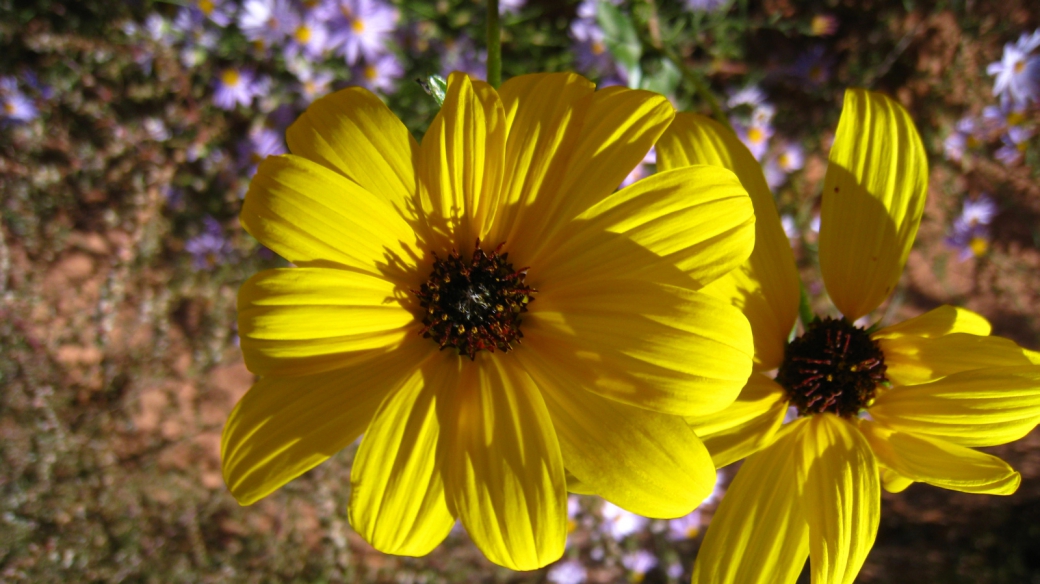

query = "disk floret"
[[414, 240, 534, 359], [776, 317, 887, 418]]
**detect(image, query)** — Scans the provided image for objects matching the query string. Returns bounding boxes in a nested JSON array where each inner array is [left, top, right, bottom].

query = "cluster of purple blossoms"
[[1, 76, 39, 124], [728, 86, 775, 162], [947, 29, 1038, 166], [184, 216, 234, 270], [946, 194, 998, 261]]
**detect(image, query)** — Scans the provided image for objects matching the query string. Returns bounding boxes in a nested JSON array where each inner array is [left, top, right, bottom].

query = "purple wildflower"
[[238, 0, 298, 51], [790, 45, 833, 88], [666, 509, 702, 541], [621, 550, 658, 582], [181, 0, 237, 27], [600, 501, 648, 541], [733, 120, 773, 161], [764, 141, 804, 189], [354, 53, 404, 93], [727, 85, 767, 109], [943, 116, 982, 162], [499, 0, 526, 14], [995, 125, 1032, 166], [571, 18, 618, 79], [684, 0, 729, 12], [946, 194, 997, 261], [185, 216, 233, 270], [285, 13, 330, 59], [237, 126, 287, 176], [0, 77, 37, 123], [987, 29, 1040, 107], [143, 117, 170, 141], [213, 67, 263, 110], [324, 0, 398, 66], [621, 146, 657, 188], [441, 36, 486, 81], [294, 66, 335, 103], [781, 214, 799, 242], [547, 560, 587, 584]]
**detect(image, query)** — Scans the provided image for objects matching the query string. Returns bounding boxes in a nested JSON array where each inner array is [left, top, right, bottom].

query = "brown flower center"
[[413, 240, 534, 359], [776, 317, 887, 418]]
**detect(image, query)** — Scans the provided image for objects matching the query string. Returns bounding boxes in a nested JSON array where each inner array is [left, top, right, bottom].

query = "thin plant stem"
[[487, 0, 501, 88]]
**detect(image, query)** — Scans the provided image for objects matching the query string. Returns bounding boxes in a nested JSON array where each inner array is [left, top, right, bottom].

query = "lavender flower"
[[621, 550, 658, 582], [185, 216, 233, 270], [684, 0, 729, 12], [790, 45, 832, 88], [239, 0, 298, 51], [441, 36, 486, 81], [0, 77, 37, 123], [733, 120, 773, 161], [987, 29, 1040, 107], [727, 85, 767, 109], [353, 53, 403, 93], [285, 13, 330, 59], [237, 126, 287, 176], [600, 501, 648, 541], [764, 141, 804, 189], [943, 116, 982, 162], [946, 194, 997, 261], [781, 214, 799, 242], [143, 117, 170, 141], [621, 147, 657, 188], [182, 0, 237, 27], [294, 65, 335, 103], [499, 0, 526, 14], [666, 509, 702, 540], [324, 0, 398, 66], [547, 560, 587, 584], [995, 125, 1032, 166], [213, 67, 263, 110]]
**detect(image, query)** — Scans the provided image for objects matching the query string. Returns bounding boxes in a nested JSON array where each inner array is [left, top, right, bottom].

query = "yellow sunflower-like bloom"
[[656, 88, 1040, 584], [221, 72, 758, 570]]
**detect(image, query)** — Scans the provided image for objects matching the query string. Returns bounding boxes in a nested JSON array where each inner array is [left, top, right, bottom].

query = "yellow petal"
[[285, 86, 418, 212], [796, 414, 880, 584], [871, 304, 991, 339], [221, 340, 431, 505], [241, 155, 419, 277], [442, 354, 567, 570], [526, 278, 753, 416], [518, 344, 716, 518], [564, 469, 597, 495], [692, 420, 809, 584], [237, 267, 415, 377], [869, 365, 1040, 447], [419, 72, 506, 247], [657, 112, 800, 370], [879, 465, 914, 493], [879, 332, 1036, 386], [349, 352, 456, 556], [534, 165, 754, 291], [512, 86, 674, 261], [860, 421, 1020, 495], [818, 89, 928, 321], [686, 372, 789, 468], [488, 72, 596, 250]]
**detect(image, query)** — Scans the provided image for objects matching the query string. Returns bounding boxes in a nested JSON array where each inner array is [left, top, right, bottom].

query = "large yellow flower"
[[656, 89, 1040, 584], [221, 72, 758, 570]]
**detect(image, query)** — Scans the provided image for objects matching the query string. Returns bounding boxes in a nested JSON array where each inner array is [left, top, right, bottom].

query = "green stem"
[[487, 0, 502, 88], [798, 282, 815, 331]]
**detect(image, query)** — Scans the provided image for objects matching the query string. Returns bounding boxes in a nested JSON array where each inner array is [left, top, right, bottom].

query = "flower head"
[[987, 29, 1040, 107], [285, 13, 330, 59], [223, 72, 756, 570], [237, 126, 288, 176], [600, 501, 649, 541], [547, 559, 587, 584], [622, 550, 658, 582], [213, 67, 264, 110], [0, 77, 38, 123], [185, 216, 233, 270], [238, 0, 298, 51], [658, 89, 1040, 584], [441, 36, 486, 81], [570, 18, 619, 79], [323, 0, 398, 65], [945, 194, 997, 261], [353, 53, 404, 93]]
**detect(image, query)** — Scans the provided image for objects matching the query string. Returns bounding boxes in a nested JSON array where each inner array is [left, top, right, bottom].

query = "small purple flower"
[[181, 0, 237, 27], [547, 560, 587, 584], [213, 67, 263, 110], [237, 126, 287, 176], [285, 13, 330, 59], [666, 563, 685, 580], [764, 141, 804, 189], [943, 116, 983, 162], [987, 29, 1040, 108], [781, 214, 799, 242], [143, 117, 170, 141], [621, 146, 657, 188], [621, 550, 658, 582], [995, 125, 1032, 166], [239, 0, 298, 51], [599, 501, 648, 541], [354, 53, 404, 93], [441, 36, 486, 81], [295, 66, 335, 103], [0, 77, 38, 123], [727, 85, 767, 109], [666, 509, 702, 541], [324, 0, 398, 66], [185, 216, 233, 270], [499, 0, 526, 14], [733, 120, 773, 161], [946, 194, 997, 261], [684, 0, 729, 12], [790, 45, 833, 88], [571, 18, 618, 78]]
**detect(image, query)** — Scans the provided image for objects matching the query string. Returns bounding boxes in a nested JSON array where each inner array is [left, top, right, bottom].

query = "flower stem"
[[487, 0, 502, 88]]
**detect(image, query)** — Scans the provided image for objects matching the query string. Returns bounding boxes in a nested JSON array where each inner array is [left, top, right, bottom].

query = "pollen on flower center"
[[775, 317, 887, 418], [413, 240, 535, 360], [221, 68, 240, 86]]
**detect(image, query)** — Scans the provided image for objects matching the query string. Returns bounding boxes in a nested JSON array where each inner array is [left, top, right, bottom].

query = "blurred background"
[[1, 0, 1039, 581]]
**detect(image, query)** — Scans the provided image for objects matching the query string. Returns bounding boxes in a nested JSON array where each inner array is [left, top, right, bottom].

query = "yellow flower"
[[221, 72, 758, 570], [657, 89, 1040, 584]]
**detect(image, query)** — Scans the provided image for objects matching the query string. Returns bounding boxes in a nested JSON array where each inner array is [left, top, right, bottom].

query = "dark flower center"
[[776, 317, 887, 418], [413, 240, 534, 360]]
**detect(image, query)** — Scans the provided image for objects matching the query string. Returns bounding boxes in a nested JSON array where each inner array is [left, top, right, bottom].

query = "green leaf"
[[639, 58, 681, 96], [595, 1, 641, 80]]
